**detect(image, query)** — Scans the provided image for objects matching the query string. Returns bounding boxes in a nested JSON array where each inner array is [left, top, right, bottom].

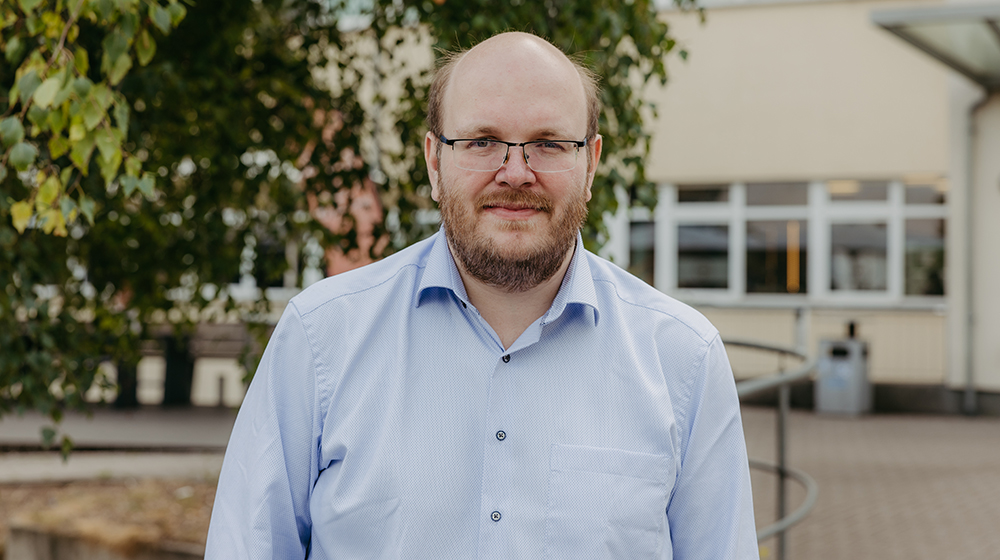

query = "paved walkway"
[[3, 406, 1000, 559], [743, 406, 1000, 560]]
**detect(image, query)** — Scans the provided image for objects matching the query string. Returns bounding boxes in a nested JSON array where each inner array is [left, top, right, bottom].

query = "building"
[[600, 0, 1000, 413]]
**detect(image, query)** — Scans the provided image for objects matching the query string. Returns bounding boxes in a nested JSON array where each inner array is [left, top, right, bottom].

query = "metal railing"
[[725, 339, 820, 560]]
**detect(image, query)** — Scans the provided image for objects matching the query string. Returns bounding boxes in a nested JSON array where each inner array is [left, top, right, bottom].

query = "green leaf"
[[60, 194, 78, 223], [90, 83, 113, 110], [121, 174, 139, 196], [18, 0, 43, 14], [70, 132, 96, 174], [60, 166, 73, 187], [53, 81, 75, 107], [81, 100, 104, 131], [138, 172, 155, 197], [37, 175, 61, 208], [95, 127, 119, 161], [113, 99, 130, 136], [136, 29, 156, 66], [0, 166, 7, 183], [0, 117, 25, 147], [69, 120, 86, 141], [4, 36, 25, 64], [99, 145, 122, 186], [33, 76, 62, 109], [47, 108, 67, 136], [17, 70, 41, 105], [151, 4, 172, 34], [10, 141, 38, 171], [108, 54, 133, 85], [27, 104, 48, 128], [74, 47, 90, 75], [11, 201, 32, 233], [125, 154, 141, 176], [167, 1, 187, 25], [48, 135, 70, 159], [101, 31, 129, 77], [79, 194, 96, 225]]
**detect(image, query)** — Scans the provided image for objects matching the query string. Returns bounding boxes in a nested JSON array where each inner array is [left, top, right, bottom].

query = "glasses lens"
[[452, 140, 507, 171], [524, 141, 579, 172]]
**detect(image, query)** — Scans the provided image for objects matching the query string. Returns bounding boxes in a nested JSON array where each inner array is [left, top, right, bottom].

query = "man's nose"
[[496, 145, 535, 186]]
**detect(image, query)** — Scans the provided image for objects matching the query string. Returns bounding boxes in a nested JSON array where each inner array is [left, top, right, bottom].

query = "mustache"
[[476, 190, 554, 213]]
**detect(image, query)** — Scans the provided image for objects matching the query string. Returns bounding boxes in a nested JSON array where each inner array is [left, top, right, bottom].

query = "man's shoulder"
[[290, 235, 437, 316], [584, 251, 718, 344]]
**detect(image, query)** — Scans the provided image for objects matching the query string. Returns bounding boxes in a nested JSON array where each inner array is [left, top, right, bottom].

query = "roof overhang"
[[872, 3, 1000, 92]]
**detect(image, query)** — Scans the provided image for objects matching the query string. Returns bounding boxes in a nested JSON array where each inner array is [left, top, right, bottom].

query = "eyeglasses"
[[438, 135, 587, 173]]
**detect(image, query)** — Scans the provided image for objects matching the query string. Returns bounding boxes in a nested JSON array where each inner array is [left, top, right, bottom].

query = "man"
[[206, 32, 758, 559]]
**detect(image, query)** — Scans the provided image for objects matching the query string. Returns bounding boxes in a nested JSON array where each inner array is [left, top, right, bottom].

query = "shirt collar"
[[417, 228, 600, 327]]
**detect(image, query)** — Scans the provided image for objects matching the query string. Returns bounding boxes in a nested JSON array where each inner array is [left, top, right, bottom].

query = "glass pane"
[[827, 180, 888, 201], [830, 223, 887, 291], [746, 220, 808, 294], [678, 225, 729, 289], [628, 221, 655, 286], [678, 184, 729, 203], [746, 182, 808, 206], [906, 219, 946, 296], [905, 183, 947, 204]]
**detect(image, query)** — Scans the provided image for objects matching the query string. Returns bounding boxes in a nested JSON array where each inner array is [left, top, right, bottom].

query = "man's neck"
[[453, 247, 575, 350]]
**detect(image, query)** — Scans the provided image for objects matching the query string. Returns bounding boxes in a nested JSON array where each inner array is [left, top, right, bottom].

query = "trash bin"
[[815, 338, 871, 415]]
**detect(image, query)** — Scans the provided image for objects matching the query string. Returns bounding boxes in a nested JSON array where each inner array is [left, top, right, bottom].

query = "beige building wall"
[[700, 307, 947, 384], [650, 0, 950, 183]]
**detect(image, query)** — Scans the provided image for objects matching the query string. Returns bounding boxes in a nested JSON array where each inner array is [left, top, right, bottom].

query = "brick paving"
[[742, 406, 1000, 560], [4, 406, 1000, 558]]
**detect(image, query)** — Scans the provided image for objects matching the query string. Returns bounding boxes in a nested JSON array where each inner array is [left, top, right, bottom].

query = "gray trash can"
[[815, 339, 871, 415]]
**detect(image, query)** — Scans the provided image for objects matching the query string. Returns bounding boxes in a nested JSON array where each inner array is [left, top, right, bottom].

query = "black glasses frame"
[[438, 135, 588, 171]]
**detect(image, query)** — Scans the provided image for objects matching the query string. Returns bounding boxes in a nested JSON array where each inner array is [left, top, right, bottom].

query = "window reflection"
[[629, 221, 655, 286], [831, 223, 887, 291], [746, 220, 807, 294], [827, 180, 888, 201], [678, 184, 729, 203], [746, 182, 808, 206], [906, 219, 945, 295], [678, 225, 729, 289]]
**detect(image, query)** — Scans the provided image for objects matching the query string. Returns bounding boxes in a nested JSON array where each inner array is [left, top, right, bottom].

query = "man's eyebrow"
[[455, 126, 575, 139]]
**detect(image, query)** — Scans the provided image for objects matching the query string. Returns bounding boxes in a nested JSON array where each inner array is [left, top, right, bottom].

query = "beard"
[[437, 171, 589, 293]]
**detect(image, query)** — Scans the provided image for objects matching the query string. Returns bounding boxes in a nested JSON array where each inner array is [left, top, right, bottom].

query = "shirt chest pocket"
[[543, 444, 675, 560]]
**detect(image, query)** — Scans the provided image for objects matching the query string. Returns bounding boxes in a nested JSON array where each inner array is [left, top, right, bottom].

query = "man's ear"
[[424, 132, 442, 202], [585, 134, 603, 202]]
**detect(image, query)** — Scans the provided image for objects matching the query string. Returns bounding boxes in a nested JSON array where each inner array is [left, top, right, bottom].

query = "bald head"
[[426, 32, 600, 142]]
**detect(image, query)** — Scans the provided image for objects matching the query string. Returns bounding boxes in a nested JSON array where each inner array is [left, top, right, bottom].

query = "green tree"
[[2, 0, 695, 450]]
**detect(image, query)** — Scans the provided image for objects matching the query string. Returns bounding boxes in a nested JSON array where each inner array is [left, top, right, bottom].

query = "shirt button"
[[496, 430, 506, 441], [502, 354, 510, 363], [491, 511, 502, 522]]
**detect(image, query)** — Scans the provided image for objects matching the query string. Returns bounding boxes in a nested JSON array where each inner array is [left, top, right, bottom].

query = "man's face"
[[425, 35, 602, 292]]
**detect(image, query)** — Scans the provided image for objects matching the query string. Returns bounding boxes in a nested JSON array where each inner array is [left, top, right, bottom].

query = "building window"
[[629, 221, 656, 286], [678, 224, 729, 289], [678, 184, 730, 203], [746, 220, 807, 294], [629, 179, 947, 305], [830, 223, 888, 291], [746, 181, 809, 206], [905, 219, 945, 296]]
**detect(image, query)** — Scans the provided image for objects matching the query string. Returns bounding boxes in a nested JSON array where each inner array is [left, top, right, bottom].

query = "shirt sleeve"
[[205, 303, 320, 559], [666, 334, 759, 559]]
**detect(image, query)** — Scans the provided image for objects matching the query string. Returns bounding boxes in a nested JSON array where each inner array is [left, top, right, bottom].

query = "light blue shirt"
[[206, 229, 758, 559]]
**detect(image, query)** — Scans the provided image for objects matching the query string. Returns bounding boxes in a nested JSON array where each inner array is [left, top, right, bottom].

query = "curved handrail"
[[748, 459, 820, 541], [724, 338, 819, 551]]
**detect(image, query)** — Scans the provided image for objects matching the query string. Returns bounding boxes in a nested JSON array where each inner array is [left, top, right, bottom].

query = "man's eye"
[[536, 141, 567, 152], [465, 139, 496, 149]]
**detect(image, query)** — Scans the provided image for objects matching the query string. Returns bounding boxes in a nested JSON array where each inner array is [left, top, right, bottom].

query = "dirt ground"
[[0, 478, 216, 558]]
